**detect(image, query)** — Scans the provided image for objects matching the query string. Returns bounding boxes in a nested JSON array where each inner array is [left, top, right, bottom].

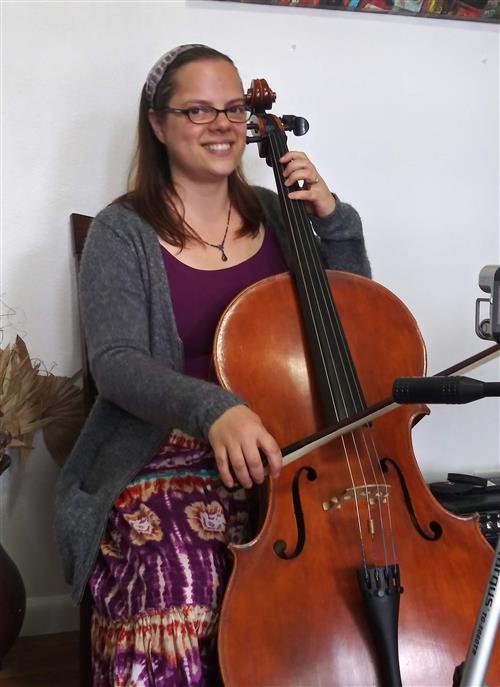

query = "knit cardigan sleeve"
[[254, 186, 371, 278]]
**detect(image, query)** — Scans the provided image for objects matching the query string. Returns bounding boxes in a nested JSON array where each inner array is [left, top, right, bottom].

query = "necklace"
[[186, 202, 232, 262]]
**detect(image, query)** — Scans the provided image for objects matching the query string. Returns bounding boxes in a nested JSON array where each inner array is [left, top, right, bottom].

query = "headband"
[[144, 44, 207, 108]]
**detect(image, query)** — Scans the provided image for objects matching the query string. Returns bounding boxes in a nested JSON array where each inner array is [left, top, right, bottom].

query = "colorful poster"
[[215, 0, 499, 22]]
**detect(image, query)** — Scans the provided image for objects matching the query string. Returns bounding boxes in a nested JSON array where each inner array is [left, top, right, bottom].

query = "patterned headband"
[[144, 44, 207, 108]]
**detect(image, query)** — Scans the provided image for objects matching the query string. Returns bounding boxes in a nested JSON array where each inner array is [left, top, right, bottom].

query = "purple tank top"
[[160, 228, 287, 381]]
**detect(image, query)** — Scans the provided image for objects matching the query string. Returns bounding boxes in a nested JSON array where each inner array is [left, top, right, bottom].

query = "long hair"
[[115, 46, 263, 247]]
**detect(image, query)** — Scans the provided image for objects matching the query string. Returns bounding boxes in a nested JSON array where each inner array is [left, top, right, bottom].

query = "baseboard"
[[20, 594, 79, 636]]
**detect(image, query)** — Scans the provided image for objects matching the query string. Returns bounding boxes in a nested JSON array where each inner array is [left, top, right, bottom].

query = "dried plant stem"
[[0, 337, 84, 466]]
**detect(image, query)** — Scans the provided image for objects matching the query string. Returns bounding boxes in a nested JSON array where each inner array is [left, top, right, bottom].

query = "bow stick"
[[280, 343, 500, 469]]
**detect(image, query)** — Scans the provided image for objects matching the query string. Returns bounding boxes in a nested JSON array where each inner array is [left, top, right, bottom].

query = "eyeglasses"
[[161, 104, 253, 124]]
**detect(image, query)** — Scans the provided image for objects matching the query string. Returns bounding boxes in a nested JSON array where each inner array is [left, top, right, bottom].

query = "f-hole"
[[273, 466, 317, 560]]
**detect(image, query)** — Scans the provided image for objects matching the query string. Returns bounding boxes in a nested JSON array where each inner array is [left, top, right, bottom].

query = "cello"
[[214, 80, 500, 686]]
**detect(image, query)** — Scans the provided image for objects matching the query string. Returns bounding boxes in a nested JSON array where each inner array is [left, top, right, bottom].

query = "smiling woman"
[[148, 61, 248, 190], [54, 44, 370, 686]]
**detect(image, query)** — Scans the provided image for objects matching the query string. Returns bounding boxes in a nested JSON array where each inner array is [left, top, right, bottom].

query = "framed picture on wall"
[[214, 0, 499, 22]]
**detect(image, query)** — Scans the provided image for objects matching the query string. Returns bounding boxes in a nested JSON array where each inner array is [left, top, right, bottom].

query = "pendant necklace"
[[186, 202, 232, 262]]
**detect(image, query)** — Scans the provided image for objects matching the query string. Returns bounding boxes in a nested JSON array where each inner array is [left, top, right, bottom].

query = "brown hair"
[[115, 46, 263, 247]]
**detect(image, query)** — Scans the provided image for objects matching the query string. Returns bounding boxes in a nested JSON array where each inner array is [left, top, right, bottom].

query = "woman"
[[56, 44, 371, 686]]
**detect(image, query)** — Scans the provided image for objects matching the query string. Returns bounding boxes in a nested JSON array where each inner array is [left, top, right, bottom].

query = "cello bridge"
[[322, 484, 391, 512]]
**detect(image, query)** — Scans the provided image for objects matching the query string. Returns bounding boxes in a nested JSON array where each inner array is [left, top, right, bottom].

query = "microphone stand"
[[455, 264, 500, 686], [454, 535, 500, 687], [391, 379, 500, 687], [396, 264, 500, 686]]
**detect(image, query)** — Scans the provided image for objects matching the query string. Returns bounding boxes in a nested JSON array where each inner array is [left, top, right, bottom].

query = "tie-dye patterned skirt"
[[88, 430, 249, 686]]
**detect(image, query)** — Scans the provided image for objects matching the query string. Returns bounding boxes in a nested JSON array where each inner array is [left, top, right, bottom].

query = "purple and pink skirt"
[[88, 429, 249, 686]]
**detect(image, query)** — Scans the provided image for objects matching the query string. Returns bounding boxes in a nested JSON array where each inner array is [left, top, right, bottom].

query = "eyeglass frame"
[[159, 104, 253, 124]]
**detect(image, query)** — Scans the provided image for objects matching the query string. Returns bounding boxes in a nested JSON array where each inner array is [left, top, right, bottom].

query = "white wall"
[[1, 0, 498, 636]]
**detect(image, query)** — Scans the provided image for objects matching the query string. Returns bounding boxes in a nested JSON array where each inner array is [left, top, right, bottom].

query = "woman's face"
[[149, 59, 248, 186]]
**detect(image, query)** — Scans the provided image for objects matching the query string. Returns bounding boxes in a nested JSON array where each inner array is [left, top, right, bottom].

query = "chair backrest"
[[70, 212, 97, 410], [71, 212, 93, 269], [70, 212, 95, 687]]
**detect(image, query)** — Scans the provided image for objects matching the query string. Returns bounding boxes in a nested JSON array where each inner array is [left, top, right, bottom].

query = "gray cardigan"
[[55, 186, 370, 603]]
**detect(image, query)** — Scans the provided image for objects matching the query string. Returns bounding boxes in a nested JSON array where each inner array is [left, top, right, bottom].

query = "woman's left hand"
[[280, 151, 336, 218]]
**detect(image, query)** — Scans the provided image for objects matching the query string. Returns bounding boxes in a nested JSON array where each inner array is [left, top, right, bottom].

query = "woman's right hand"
[[208, 405, 282, 489]]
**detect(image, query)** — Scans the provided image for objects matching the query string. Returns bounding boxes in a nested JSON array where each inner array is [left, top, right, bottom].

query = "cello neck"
[[263, 121, 366, 424]]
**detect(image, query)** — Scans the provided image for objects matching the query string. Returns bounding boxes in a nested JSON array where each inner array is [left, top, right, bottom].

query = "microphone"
[[392, 376, 500, 404]]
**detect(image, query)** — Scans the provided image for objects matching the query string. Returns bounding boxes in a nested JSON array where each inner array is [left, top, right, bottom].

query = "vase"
[[0, 447, 26, 666], [0, 540, 26, 666]]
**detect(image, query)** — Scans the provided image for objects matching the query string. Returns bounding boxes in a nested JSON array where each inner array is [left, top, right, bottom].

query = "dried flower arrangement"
[[0, 336, 85, 467]]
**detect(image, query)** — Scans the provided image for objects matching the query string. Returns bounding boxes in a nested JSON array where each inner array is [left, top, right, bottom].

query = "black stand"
[[455, 265, 500, 686], [453, 534, 500, 687]]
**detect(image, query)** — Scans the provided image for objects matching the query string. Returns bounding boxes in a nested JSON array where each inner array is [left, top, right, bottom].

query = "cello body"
[[215, 270, 500, 686]]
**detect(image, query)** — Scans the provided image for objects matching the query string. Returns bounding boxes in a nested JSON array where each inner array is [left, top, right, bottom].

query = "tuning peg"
[[280, 115, 309, 137]]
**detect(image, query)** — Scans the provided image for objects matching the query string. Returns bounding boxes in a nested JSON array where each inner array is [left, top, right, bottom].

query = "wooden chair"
[[71, 213, 97, 408], [71, 212, 95, 687]]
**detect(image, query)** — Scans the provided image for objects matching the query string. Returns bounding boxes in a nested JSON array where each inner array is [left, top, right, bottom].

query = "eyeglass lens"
[[189, 106, 251, 124]]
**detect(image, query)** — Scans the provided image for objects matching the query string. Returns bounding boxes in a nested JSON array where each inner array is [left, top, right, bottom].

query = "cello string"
[[270, 126, 396, 571], [358, 428, 392, 567], [267, 133, 378, 544], [267, 134, 344, 418], [269, 135, 368, 421], [267, 130, 370, 565], [268, 135, 351, 420], [276, 145, 396, 566], [363, 429, 399, 565], [269, 132, 357, 415], [268, 127, 393, 567], [285, 186, 384, 557], [288, 195, 394, 565], [294, 202, 394, 565]]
